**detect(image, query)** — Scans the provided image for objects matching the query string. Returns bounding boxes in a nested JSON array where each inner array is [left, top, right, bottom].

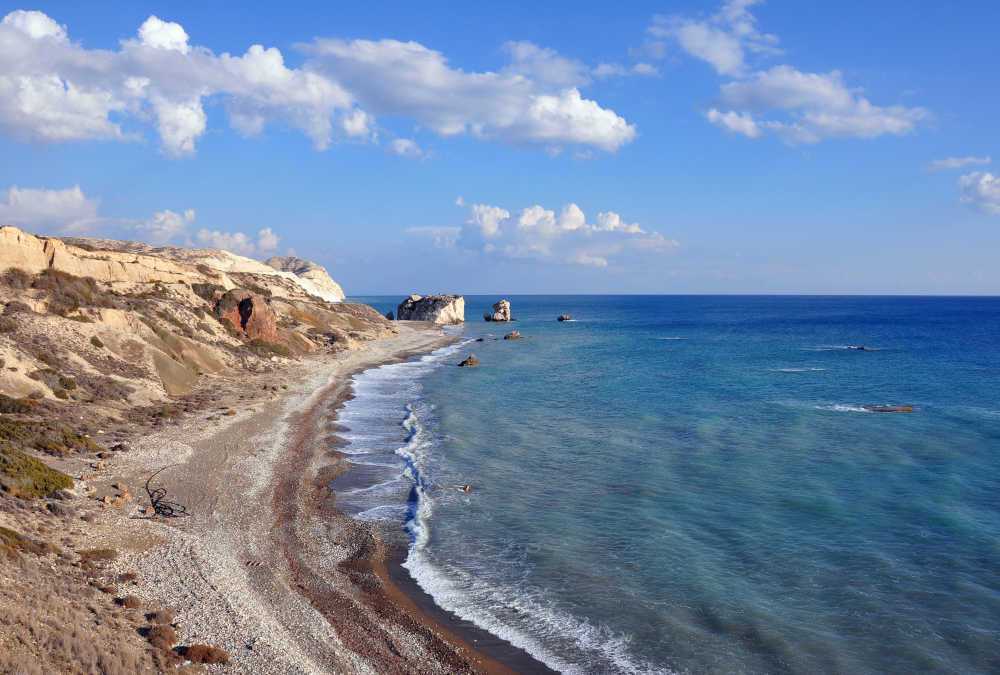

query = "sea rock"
[[483, 299, 512, 322], [458, 354, 480, 367], [265, 255, 345, 303], [396, 294, 465, 324], [214, 290, 281, 343], [558, 314, 572, 322], [862, 404, 914, 413], [503, 330, 522, 340]]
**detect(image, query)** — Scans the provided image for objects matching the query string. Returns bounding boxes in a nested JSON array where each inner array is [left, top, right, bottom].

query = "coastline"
[[102, 321, 548, 673]]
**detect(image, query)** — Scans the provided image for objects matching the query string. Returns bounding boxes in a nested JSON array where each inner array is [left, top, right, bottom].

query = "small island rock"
[[503, 330, 522, 340], [483, 299, 512, 322], [458, 354, 480, 367], [558, 314, 572, 322], [396, 294, 465, 324]]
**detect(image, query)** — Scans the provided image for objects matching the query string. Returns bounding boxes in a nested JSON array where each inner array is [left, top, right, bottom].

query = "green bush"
[[0, 446, 74, 498], [90, 336, 104, 348], [0, 395, 33, 413]]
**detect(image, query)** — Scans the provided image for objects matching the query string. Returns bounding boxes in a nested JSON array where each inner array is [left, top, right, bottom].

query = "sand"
[[97, 322, 521, 674]]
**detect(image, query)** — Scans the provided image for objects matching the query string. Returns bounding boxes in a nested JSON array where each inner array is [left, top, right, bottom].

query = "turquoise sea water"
[[339, 296, 1000, 674]]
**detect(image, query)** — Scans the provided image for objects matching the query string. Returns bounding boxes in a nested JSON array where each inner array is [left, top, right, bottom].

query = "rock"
[[264, 255, 345, 303], [214, 289, 282, 343], [558, 314, 572, 322], [457, 354, 480, 368], [396, 294, 465, 324], [483, 299, 512, 322], [385, 310, 395, 320], [862, 404, 914, 413], [503, 330, 522, 340]]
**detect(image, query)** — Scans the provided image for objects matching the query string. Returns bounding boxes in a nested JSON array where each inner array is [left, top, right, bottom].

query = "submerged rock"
[[457, 354, 480, 368], [396, 294, 465, 324], [483, 299, 512, 322], [558, 314, 572, 322], [503, 330, 522, 340]]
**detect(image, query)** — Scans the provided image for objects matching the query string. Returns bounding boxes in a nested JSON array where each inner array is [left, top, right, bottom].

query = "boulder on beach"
[[503, 330, 522, 340], [558, 314, 572, 322], [396, 294, 465, 324], [458, 354, 480, 367], [863, 404, 914, 413], [483, 299, 512, 322]]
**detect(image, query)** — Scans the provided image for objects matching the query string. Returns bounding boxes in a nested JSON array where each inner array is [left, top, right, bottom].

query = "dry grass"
[[178, 644, 230, 664]]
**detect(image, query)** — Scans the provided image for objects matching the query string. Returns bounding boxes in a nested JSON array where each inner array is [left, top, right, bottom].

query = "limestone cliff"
[[396, 294, 465, 324], [265, 256, 345, 303]]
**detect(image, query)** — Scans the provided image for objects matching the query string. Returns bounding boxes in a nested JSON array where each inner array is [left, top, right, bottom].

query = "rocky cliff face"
[[0, 226, 394, 406], [396, 294, 465, 324], [265, 256, 345, 303]]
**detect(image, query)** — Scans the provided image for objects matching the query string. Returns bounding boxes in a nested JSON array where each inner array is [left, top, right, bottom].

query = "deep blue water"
[[339, 296, 1000, 674]]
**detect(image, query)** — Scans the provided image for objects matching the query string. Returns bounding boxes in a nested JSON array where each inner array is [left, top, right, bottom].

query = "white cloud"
[[959, 172, 1000, 215], [446, 200, 677, 267], [0, 10, 635, 156], [650, 0, 779, 76], [592, 61, 660, 79], [0, 185, 99, 232], [389, 138, 425, 158], [632, 63, 660, 77], [0, 10, 362, 154], [405, 226, 459, 248], [195, 227, 281, 256], [140, 207, 195, 243], [302, 38, 636, 152], [655, 2, 927, 144], [705, 108, 761, 138], [928, 156, 991, 172]]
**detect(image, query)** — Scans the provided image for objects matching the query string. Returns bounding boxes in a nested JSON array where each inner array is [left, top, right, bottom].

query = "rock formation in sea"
[[503, 330, 522, 340], [458, 354, 480, 367], [483, 299, 512, 322], [265, 255, 345, 303], [558, 314, 572, 322], [396, 294, 465, 324]]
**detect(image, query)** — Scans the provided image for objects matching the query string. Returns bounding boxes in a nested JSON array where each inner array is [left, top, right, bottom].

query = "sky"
[[1, 0, 998, 295]]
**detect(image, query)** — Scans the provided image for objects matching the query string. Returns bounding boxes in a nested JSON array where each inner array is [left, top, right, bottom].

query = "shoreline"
[[106, 321, 550, 673]]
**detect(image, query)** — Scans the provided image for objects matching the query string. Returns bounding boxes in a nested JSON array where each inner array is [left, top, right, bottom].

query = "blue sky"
[[1, 0, 998, 294]]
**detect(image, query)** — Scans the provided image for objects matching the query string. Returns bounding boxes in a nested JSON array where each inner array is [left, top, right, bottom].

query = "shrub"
[[31, 269, 120, 316], [90, 335, 104, 348], [177, 645, 230, 665], [0, 394, 32, 414], [144, 624, 178, 651], [1, 268, 31, 289], [59, 376, 77, 390], [145, 609, 175, 624], [0, 525, 52, 558], [116, 595, 142, 609], [191, 282, 224, 303], [3, 300, 30, 314], [0, 317, 16, 332], [248, 339, 291, 358], [0, 446, 74, 498], [78, 548, 118, 563], [53, 389, 68, 400]]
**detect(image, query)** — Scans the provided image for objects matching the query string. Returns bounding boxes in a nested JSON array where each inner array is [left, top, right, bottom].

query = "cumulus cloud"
[[389, 138, 425, 158], [0, 185, 99, 232], [412, 200, 677, 267], [959, 172, 1000, 215], [0, 10, 635, 156], [301, 38, 636, 152], [196, 227, 281, 256], [139, 208, 195, 243], [655, 1, 927, 144], [928, 156, 991, 172]]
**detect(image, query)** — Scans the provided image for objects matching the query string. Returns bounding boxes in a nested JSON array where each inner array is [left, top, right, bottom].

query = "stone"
[[396, 294, 465, 324], [457, 354, 480, 367], [483, 299, 512, 322], [214, 289, 282, 343], [503, 330, 522, 340], [558, 314, 572, 322]]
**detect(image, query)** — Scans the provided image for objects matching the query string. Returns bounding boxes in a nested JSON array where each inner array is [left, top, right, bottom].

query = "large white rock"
[[265, 256, 345, 303], [484, 298, 512, 322], [396, 294, 465, 324]]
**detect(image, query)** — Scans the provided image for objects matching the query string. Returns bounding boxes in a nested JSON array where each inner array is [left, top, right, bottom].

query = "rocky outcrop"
[[457, 354, 479, 367], [265, 256, 345, 303], [396, 294, 465, 324], [504, 330, 522, 340], [558, 314, 572, 322], [483, 299, 512, 322], [213, 290, 281, 344]]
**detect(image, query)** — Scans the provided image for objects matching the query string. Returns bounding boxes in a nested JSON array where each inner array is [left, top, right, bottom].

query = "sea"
[[333, 295, 1000, 674]]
